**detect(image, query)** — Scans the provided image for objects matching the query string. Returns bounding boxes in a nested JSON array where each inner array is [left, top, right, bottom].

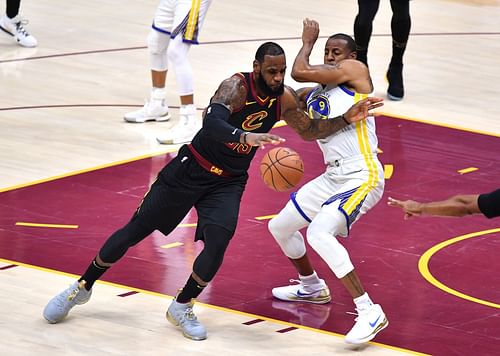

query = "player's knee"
[[306, 222, 353, 279], [148, 29, 169, 70]]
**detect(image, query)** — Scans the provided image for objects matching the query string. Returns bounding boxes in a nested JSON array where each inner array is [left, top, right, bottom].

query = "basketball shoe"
[[272, 278, 331, 304], [386, 63, 404, 101], [156, 104, 201, 145], [124, 89, 171, 123], [344, 304, 388, 344], [166, 292, 207, 340], [43, 280, 92, 323], [0, 15, 37, 48]]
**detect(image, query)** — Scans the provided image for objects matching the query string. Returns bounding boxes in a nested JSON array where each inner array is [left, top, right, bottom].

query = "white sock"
[[353, 292, 373, 311], [299, 271, 321, 287], [150, 87, 166, 106]]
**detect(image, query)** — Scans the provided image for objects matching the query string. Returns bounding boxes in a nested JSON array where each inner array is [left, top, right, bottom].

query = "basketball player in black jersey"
[[43, 42, 384, 341]]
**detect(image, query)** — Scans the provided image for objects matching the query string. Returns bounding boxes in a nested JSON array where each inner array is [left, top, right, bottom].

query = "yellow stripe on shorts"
[[343, 93, 379, 215], [185, 0, 201, 41]]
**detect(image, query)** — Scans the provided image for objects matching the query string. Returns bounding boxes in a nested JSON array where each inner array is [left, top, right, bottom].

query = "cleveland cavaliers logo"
[[242, 111, 268, 130], [307, 95, 330, 120]]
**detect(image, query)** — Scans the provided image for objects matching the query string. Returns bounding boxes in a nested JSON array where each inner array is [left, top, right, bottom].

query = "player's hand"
[[343, 97, 384, 124], [387, 197, 423, 219], [302, 18, 319, 46], [246, 133, 285, 149]]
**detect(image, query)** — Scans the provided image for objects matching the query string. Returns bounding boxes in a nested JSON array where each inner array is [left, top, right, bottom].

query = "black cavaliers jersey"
[[191, 72, 281, 176]]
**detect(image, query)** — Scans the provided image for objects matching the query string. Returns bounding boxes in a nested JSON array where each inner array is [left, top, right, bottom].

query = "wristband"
[[242, 132, 249, 144]]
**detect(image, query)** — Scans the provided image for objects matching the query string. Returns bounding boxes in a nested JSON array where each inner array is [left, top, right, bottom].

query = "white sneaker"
[[124, 100, 171, 123], [272, 279, 331, 304], [156, 105, 201, 145], [166, 293, 207, 340], [344, 304, 388, 344], [43, 280, 92, 324], [0, 15, 37, 47]]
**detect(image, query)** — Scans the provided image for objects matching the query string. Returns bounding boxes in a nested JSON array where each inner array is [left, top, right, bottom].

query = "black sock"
[[6, 0, 21, 19], [390, 41, 407, 66], [79, 258, 109, 290], [177, 275, 206, 303]]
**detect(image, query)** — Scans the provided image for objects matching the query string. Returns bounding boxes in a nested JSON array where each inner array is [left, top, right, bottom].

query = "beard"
[[256, 71, 285, 97]]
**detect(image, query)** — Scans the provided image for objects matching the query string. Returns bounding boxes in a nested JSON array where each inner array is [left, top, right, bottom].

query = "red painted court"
[[1, 115, 499, 355]]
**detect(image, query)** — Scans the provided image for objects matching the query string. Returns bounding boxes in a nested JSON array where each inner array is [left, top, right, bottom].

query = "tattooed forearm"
[[284, 108, 349, 140], [211, 76, 247, 112]]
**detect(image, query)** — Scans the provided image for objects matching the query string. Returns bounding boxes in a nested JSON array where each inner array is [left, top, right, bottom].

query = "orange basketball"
[[260, 147, 304, 192]]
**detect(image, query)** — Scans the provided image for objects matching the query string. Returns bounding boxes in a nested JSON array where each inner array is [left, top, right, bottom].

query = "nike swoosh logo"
[[296, 290, 314, 297], [369, 315, 381, 327], [232, 128, 237, 134]]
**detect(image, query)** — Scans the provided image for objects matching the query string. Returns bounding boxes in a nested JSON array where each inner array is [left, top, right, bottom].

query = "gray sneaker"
[[166, 295, 207, 340], [43, 280, 92, 323]]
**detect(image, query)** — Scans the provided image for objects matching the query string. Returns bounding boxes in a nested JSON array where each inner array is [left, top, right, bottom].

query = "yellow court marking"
[[418, 228, 500, 309], [384, 164, 394, 179], [255, 214, 277, 221], [160, 242, 184, 249], [0, 256, 430, 355], [16, 222, 79, 229], [178, 223, 197, 227], [457, 167, 478, 174]]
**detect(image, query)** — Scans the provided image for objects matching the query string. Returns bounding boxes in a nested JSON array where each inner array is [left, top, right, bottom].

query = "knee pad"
[[268, 202, 307, 259], [306, 211, 354, 279], [148, 29, 170, 71], [193, 224, 232, 282]]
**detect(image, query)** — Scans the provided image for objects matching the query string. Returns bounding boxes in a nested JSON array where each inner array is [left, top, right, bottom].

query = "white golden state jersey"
[[306, 84, 378, 164]]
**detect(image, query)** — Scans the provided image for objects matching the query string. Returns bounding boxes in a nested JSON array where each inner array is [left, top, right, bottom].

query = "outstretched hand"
[[387, 197, 422, 219], [302, 18, 319, 46], [343, 97, 384, 124], [246, 132, 285, 149]]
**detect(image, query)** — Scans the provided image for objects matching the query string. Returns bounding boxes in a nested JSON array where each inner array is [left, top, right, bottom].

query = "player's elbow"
[[291, 68, 310, 83]]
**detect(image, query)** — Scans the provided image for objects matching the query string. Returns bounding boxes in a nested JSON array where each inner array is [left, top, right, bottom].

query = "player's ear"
[[350, 51, 357, 60], [253, 60, 260, 73]]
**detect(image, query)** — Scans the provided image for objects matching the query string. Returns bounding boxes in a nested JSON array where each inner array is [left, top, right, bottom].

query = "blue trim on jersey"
[[290, 192, 312, 223], [152, 23, 172, 35], [322, 187, 359, 207], [305, 88, 316, 104], [321, 187, 362, 238], [339, 85, 355, 96]]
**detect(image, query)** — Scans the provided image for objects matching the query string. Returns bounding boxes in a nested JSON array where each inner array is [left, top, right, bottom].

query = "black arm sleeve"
[[478, 189, 500, 218], [202, 103, 244, 143]]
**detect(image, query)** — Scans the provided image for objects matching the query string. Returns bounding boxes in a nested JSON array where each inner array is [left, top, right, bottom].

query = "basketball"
[[260, 147, 304, 192]]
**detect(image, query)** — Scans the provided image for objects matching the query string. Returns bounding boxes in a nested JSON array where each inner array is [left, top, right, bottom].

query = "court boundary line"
[[0, 257, 430, 356]]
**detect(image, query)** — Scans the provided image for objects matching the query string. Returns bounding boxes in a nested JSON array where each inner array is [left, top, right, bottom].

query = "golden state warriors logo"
[[307, 95, 330, 120]]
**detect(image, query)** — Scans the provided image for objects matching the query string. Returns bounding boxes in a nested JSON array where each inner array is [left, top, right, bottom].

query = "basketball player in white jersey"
[[124, 0, 212, 145], [268, 19, 388, 344]]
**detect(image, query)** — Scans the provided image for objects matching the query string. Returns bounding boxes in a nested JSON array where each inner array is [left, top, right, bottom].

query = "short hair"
[[255, 42, 285, 62], [328, 33, 357, 53]]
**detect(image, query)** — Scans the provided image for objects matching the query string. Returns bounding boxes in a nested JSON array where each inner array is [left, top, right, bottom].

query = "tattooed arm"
[[203, 75, 284, 147], [280, 86, 384, 141]]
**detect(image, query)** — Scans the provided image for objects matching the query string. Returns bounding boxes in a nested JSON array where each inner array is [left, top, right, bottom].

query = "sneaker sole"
[[166, 311, 207, 341], [387, 93, 403, 101], [272, 294, 332, 304], [344, 317, 389, 345], [123, 113, 171, 123]]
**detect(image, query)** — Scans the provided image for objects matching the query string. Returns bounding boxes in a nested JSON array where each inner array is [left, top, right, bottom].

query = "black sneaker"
[[386, 63, 404, 101]]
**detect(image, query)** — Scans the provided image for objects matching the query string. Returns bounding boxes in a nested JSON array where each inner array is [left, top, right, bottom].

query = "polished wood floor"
[[1, 0, 499, 355]]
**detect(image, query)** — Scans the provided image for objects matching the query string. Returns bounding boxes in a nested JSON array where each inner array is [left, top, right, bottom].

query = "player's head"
[[253, 42, 286, 96], [324, 33, 357, 65]]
